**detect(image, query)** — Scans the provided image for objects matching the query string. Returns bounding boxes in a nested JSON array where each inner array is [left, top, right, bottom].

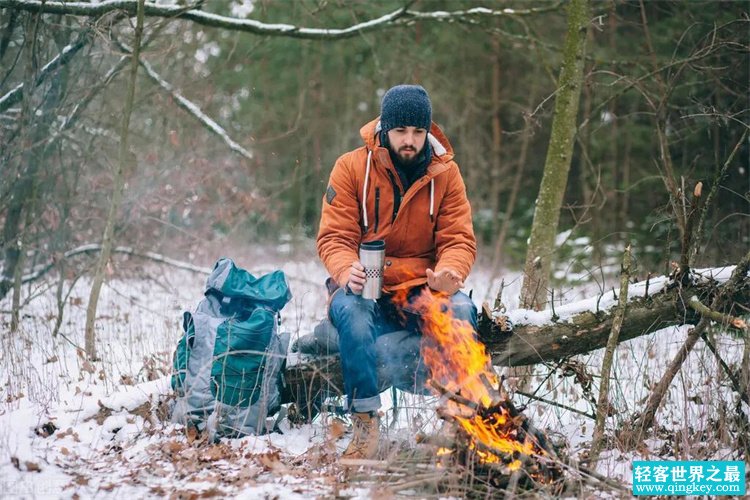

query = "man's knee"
[[449, 291, 477, 325], [329, 290, 378, 339], [330, 289, 375, 317]]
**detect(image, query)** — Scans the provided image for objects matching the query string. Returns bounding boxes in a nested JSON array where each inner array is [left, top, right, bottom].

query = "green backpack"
[[171, 258, 292, 438]]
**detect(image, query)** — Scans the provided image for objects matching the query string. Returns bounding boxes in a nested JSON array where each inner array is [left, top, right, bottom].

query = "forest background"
[[0, 0, 749, 496], [1, 0, 747, 298]]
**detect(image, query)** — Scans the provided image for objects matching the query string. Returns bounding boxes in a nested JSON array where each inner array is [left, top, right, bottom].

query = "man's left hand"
[[426, 268, 464, 295]]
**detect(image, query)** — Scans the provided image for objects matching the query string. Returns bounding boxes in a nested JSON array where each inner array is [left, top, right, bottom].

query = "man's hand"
[[344, 261, 366, 295], [426, 268, 464, 295]]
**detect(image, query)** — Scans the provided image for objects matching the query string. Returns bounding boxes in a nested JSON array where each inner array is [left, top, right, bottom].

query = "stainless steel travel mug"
[[359, 240, 385, 300]]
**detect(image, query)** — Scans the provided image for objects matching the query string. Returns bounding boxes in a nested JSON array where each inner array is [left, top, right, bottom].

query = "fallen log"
[[485, 286, 686, 367], [281, 267, 749, 411]]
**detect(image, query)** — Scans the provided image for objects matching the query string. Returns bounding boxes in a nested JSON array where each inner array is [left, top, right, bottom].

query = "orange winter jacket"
[[317, 117, 476, 293]]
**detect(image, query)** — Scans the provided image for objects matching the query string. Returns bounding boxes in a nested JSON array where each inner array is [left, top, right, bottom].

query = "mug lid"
[[360, 239, 385, 250]]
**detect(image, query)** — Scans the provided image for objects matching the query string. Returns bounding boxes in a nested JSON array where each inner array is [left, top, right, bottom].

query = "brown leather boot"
[[342, 412, 380, 459]]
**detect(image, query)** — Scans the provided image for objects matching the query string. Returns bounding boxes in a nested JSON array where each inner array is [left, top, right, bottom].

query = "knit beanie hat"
[[379, 85, 432, 133]]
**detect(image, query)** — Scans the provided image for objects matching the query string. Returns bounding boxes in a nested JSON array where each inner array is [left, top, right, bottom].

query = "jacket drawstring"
[[429, 178, 435, 222], [364, 148, 435, 230], [362, 149, 373, 233]]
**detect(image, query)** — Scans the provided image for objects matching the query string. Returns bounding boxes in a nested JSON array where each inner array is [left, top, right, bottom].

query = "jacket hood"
[[359, 117, 455, 162]]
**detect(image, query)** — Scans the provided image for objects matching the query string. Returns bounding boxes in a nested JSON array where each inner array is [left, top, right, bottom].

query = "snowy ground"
[[0, 243, 747, 498]]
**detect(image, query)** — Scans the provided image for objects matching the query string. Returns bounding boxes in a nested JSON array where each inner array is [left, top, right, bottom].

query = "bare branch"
[[694, 129, 749, 257], [687, 295, 748, 331], [0, 28, 91, 113], [20, 244, 213, 285], [0, 0, 562, 40], [135, 53, 253, 160], [590, 244, 632, 461]]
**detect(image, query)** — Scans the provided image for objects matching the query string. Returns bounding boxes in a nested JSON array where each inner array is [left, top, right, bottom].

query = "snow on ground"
[[0, 243, 747, 498]]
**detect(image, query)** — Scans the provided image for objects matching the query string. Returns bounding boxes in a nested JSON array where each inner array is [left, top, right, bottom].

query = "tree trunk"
[[487, 38, 504, 240], [84, 0, 144, 359], [2, 12, 41, 308], [520, 0, 590, 310]]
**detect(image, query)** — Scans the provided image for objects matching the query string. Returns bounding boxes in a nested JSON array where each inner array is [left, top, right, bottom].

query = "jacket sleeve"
[[434, 165, 477, 280], [316, 154, 362, 287]]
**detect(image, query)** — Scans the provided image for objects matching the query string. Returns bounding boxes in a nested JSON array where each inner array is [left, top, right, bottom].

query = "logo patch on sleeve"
[[325, 185, 337, 205]]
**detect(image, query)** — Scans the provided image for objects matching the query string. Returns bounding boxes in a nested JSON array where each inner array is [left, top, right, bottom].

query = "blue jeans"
[[328, 286, 478, 413]]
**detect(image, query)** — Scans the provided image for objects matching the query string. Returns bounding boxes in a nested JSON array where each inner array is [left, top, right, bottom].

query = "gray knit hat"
[[380, 85, 432, 132]]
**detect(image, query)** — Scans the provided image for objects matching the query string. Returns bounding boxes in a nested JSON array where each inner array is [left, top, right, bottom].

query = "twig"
[[388, 472, 449, 492], [493, 279, 506, 312], [546, 453, 630, 493], [436, 405, 475, 421], [633, 249, 750, 435], [633, 317, 711, 435], [550, 288, 558, 321], [339, 458, 393, 468], [514, 390, 595, 420], [478, 372, 503, 406], [0, 28, 92, 113], [415, 433, 455, 449], [687, 295, 747, 331], [590, 244, 632, 461], [21, 244, 213, 287], [694, 129, 748, 258], [429, 380, 480, 412], [700, 332, 749, 405], [679, 181, 705, 276]]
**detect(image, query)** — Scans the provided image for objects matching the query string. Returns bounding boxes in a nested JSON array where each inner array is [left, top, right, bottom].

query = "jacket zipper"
[[389, 177, 432, 226], [386, 169, 402, 222], [374, 187, 380, 233]]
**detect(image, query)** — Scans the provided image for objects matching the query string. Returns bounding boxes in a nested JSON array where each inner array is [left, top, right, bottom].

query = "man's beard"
[[394, 146, 421, 165]]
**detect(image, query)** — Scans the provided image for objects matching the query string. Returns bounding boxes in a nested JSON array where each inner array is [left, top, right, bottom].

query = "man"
[[317, 84, 477, 459]]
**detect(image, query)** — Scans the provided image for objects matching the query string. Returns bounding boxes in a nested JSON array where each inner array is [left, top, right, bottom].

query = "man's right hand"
[[344, 261, 366, 295]]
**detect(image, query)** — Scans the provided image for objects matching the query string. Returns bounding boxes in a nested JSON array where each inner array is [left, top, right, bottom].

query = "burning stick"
[[429, 380, 479, 412], [435, 405, 474, 422], [478, 372, 503, 406]]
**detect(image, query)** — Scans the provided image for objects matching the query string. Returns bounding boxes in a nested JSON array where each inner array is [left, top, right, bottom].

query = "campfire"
[[398, 288, 562, 488]]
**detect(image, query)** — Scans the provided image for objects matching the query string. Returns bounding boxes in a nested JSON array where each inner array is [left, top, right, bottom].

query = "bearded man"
[[317, 84, 477, 459]]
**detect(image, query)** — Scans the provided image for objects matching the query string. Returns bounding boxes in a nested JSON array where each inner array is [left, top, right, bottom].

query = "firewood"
[[429, 380, 479, 412], [478, 373, 502, 407]]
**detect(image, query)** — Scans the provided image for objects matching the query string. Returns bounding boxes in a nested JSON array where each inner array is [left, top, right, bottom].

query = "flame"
[[396, 287, 540, 463]]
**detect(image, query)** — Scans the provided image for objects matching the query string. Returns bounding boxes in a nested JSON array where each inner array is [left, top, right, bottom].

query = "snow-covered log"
[[281, 266, 749, 412]]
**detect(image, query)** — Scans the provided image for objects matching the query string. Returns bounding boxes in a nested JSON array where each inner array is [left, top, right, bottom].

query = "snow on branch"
[[0, 1, 562, 40], [54, 54, 129, 135], [130, 48, 253, 160], [21, 244, 213, 284], [54, 27, 165, 137], [0, 30, 90, 113]]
